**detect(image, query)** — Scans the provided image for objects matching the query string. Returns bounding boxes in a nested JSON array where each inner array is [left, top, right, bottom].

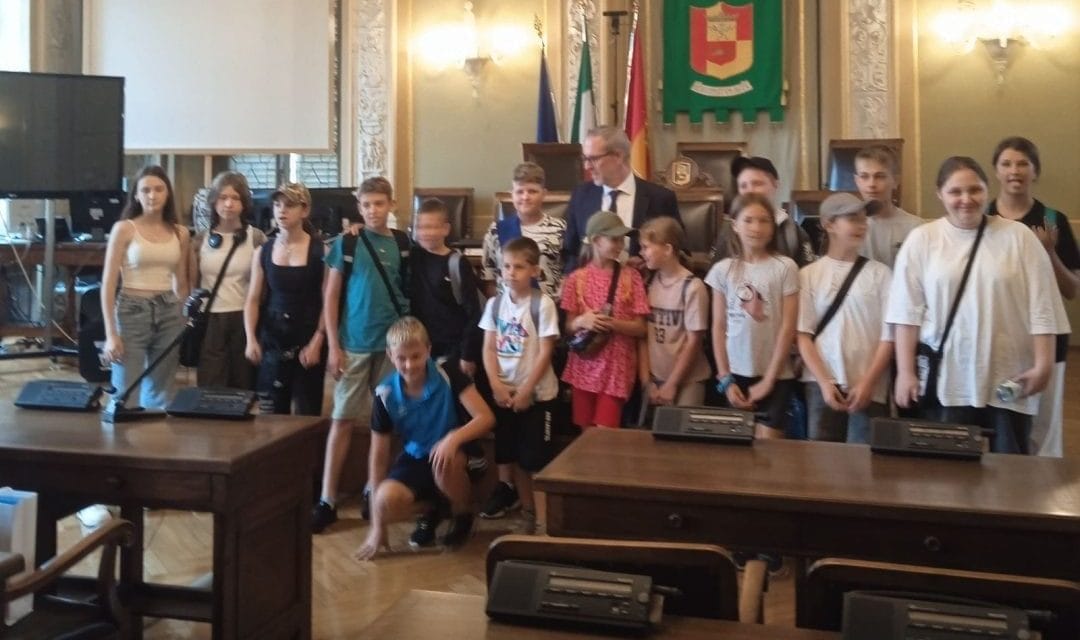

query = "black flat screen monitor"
[[250, 188, 276, 232], [309, 187, 358, 237], [0, 72, 124, 198], [70, 191, 125, 241]]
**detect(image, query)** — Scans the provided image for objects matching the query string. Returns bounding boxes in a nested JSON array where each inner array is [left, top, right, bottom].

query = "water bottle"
[[996, 379, 1022, 403]]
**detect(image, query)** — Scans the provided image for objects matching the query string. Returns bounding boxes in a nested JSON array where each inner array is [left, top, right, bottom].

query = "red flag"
[[624, 6, 649, 179]]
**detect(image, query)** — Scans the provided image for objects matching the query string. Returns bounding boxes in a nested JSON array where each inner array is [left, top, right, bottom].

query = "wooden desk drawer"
[[5, 462, 213, 508], [548, 494, 801, 550], [799, 515, 1080, 579]]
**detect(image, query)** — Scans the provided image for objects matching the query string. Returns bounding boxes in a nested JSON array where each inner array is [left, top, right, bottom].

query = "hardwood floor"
[[3, 349, 1078, 638]]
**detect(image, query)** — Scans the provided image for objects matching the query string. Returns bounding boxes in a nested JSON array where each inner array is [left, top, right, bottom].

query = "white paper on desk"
[[0, 488, 37, 625]]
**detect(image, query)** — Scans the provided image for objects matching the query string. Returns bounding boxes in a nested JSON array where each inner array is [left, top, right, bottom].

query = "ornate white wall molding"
[[565, 0, 601, 136], [847, 0, 892, 138], [351, 0, 391, 183]]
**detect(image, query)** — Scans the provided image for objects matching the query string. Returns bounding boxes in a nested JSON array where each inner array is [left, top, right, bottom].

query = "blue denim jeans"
[[804, 382, 887, 444], [109, 291, 184, 410]]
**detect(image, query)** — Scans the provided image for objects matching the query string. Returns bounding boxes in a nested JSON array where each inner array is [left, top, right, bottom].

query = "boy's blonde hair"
[[513, 162, 546, 187], [854, 145, 899, 177], [385, 316, 430, 351]]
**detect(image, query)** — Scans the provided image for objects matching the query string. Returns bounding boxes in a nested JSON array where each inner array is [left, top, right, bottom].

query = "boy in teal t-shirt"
[[313, 176, 410, 534]]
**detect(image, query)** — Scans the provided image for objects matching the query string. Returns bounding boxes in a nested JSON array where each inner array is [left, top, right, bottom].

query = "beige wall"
[[916, 0, 1080, 341], [916, 0, 1080, 218], [407, 0, 550, 236]]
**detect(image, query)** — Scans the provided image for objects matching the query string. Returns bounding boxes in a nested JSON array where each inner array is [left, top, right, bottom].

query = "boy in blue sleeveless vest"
[[314, 176, 410, 533], [354, 316, 494, 561]]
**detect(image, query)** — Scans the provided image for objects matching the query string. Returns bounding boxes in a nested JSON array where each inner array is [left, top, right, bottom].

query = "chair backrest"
[[521, 143, 584, 192], [800, 558, 1080, 639], [674, 142, 747, 202], [486, 535, 739, 620], [412, 188, 474, 242], [493, 191, 572, 223], [674, 188, 724, 257]]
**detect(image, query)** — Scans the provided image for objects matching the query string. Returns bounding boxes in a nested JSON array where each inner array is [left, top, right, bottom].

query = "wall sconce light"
[[415, 2, 530, 98], [933, 0, 1074, 84]]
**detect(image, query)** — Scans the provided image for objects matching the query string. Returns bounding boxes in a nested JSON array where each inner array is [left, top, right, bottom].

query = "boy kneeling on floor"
[[355, 316, 495, 561]]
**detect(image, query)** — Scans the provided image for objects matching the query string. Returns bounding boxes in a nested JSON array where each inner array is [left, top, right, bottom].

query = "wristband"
[[715, 373, 735, 394]]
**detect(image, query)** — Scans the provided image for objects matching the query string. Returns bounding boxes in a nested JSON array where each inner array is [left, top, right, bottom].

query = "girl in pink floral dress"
[[561, 211, 650, 428]]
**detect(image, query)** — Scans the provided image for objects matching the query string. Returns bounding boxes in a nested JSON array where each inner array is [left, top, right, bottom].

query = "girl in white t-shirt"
[[638, 217, 711, 409], [705, 194, 799, 439], [797, 193, 893, 444]]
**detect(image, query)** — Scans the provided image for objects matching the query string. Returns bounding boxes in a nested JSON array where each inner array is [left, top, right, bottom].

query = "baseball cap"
[[731, 156, 779, 181], [272, 182, 311, 207], [819, 192, 883, 221], [585, 210, 634, 239]]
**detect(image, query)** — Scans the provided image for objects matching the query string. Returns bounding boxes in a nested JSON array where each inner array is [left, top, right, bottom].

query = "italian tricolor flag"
[[570, 23, 595, 144]]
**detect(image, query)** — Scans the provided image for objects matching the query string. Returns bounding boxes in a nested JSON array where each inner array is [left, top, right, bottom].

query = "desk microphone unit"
[[15, 380, 103, 411], [166, 387, 255, 420], [870, 417, 983, 460], [651, 406, 755, 445]]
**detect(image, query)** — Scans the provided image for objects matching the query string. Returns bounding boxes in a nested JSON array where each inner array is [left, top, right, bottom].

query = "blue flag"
[[536, 50, 559, 143]]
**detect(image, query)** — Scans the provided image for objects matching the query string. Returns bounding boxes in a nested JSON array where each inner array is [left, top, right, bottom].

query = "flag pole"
[[536, 15, 561, 142], [623, 0, 640, 125]]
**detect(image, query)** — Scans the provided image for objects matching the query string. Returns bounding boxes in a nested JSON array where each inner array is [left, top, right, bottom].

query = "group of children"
[[100, 136, 1067, 554]]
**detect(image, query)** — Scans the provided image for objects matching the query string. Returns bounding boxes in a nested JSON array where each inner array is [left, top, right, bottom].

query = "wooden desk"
[[362, 590, 839, 639], [0, 241, 106, 339], [0, 405, 327, 639], [535, 429, 1080, 583]]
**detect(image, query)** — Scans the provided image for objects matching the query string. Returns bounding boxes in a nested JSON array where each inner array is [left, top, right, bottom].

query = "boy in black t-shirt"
[[403, 198, 488, 545], [354, 317, 494, 561]]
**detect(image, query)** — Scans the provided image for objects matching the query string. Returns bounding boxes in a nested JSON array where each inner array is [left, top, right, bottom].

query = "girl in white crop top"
[[100, 165, 191, 411]]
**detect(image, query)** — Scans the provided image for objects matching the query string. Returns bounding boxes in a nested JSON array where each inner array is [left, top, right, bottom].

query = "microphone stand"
[[102, 291, 207, 424]]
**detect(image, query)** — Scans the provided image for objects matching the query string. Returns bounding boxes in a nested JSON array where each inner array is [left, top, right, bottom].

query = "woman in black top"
[[244, 182, 327, 415], [988, 136, 1079, 457]]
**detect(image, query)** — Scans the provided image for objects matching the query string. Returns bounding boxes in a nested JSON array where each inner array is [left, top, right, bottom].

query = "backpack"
[[338, 228, 411, 317], [488, 289, 542, 335], [447, 250, 484, 309]]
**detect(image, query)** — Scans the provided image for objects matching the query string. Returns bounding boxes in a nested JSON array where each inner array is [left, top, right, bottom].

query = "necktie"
[[607, 189, 620, 213]]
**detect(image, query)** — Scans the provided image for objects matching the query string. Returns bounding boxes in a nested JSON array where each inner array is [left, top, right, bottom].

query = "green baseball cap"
[[585, 210, 634, 238]]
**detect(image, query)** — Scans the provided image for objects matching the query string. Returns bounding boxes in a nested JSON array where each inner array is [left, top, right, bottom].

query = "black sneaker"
[[311, 500, 337, 534], [441, 513, 474, 549], [479, 482, 520, 519], [409, 509, 440, 549]]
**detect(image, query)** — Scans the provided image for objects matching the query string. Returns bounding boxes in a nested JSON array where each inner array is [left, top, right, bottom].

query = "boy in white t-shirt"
[[797, 193, 894, 443], [477, 237, 560, 532], [854, 145, 922, 269]]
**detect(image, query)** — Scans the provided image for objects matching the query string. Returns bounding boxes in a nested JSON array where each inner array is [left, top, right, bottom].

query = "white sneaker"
[[76, 504, 112, 529]]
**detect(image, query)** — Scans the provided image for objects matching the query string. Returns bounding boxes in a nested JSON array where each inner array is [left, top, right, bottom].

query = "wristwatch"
[[715, 373, 735, 394]]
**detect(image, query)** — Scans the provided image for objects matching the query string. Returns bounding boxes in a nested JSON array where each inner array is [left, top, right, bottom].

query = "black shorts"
[[492, 399, 556, 473], [731, 375, 796, 431], [387, 452, 441, 503]]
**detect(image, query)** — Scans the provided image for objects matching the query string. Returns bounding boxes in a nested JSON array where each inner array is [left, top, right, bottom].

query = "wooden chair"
[[412, 187, 475, 243], [521, 143, 584, 192], [492, 191, 572, 222], [799, 558, 1080, 639], [675, 141, 747, 202], [2, 518, 134, 639], [486, 534, 767, 623]]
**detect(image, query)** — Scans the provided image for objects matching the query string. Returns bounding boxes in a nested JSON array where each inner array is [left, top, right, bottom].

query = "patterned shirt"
[[481, 214, 566, 299]]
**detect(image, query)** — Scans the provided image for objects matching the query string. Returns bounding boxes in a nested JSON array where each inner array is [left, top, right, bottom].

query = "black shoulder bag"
[[357, 230, 406, 317], [916, 216, 988, 408], [812, 256, 869, 341], [567, 262, 622, 357], [180, 229, 247, 367]]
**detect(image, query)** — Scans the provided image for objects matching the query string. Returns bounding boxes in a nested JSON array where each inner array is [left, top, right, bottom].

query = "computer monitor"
[[70, 191, 124, 241], [250, 188, 276, 232], [309, 187, 358, 237]]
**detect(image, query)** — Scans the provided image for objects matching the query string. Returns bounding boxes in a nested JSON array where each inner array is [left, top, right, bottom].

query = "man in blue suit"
[[562, 125, 680, 273]]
